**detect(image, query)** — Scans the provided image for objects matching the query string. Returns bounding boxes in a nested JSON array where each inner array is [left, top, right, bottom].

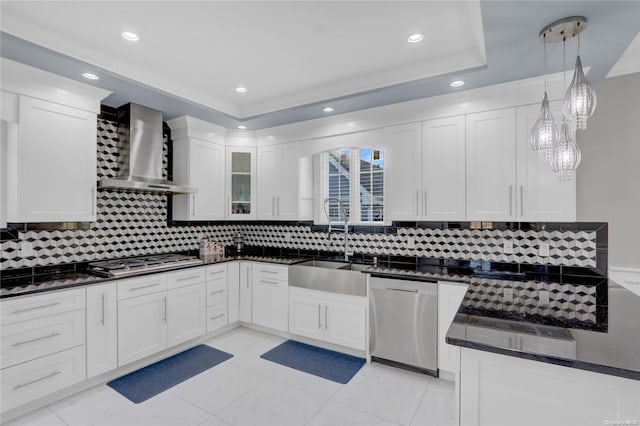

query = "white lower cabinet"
[[437, 281, 469, 375], [459, 348, 640, 426], [1, 346, 86, 412], [239, 262, 253, 323], [117, 291, 168, 366], [167, 284, 206, 346], [86, 282, 117, 378], [252, 264, 289, 332], [289, 287, 366, 351], [205, 263, 229, 333]]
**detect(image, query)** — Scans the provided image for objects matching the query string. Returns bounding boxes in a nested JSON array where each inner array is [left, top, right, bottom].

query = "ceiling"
[[1, 1, 639, 130]]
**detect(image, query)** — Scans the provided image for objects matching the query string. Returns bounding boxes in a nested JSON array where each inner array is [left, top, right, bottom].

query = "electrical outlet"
[[503, 240, 514, 254], [538, 290, 550, 307], [406, 236, 416, 249], [539, 242, 550, 257], [503, 287, 514, 304], [21, 241, 33, 257]]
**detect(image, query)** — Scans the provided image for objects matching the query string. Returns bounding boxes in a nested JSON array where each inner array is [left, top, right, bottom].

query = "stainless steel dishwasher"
[[369, 277, 438, 375]]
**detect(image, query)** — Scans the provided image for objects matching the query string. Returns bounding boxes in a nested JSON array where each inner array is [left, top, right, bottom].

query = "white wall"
[[577, 72, 640, 269]]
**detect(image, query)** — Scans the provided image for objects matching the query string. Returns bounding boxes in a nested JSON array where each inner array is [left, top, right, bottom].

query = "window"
[[317, 147, 385, 224]]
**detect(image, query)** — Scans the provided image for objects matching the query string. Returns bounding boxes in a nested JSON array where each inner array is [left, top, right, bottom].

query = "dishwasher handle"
[[386, 287, 419, 293]]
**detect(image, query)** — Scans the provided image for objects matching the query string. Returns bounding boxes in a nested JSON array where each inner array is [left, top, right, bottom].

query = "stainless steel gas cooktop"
[[87, 254, 203, 277]]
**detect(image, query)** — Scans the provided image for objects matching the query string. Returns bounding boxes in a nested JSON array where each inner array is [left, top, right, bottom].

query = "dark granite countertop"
[[446, 280, 640, 381]]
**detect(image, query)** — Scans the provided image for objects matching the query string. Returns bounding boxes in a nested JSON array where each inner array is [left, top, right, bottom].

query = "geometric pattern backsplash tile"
[[0, 117, 599, 270], [462, 278, 598, 323]]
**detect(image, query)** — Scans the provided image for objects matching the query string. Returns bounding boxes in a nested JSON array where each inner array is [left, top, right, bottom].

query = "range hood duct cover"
[[98, 103, 197, 194]]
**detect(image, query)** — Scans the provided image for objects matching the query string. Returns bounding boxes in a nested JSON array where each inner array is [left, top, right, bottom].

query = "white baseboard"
[[609, 266, 640, 296]]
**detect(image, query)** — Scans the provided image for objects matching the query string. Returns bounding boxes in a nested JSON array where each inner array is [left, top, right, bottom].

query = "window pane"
[[360, 148, 371, 171]]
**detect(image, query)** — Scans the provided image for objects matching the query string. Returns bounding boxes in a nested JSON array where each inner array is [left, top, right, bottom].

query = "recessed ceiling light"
[[450, 80, 465, 87], [322, 107, 334, 113], [407, 33, 424, 43], [235, 87, 247, 93], [121, 31, 139, 42], [237, 125, 247, 130], [82, 72, 99, 80]]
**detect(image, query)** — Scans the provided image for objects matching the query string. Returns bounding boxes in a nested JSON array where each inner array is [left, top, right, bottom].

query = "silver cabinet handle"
[[424, 189, 427, 217], [177, 274, 200, 282], [386, 287, 419, 293], [228, 196, 231, 215], [208, 270, 225, 276], [509, 185, 513, 216], [210, 289, 225, 295], [325, 305, 328, 330], [101, 293, 106, 326], [259, 279, 279, 286], [90, 187, 95, 216], [192, 194, 196, 215], [520, 185, 524, 217], [416, 189, 419, 216], [131, 283, 160, 291], [210, 314, 225, 320], [318, 305, 322, 329], [163, 297, 167, 323], [246, 266, 251, 288], [13, 371, 61, 390], [277, 196, 280, 217], [260, 270, 278, 274], [13, 332, 60, 347], [13, 302, 61, 314]]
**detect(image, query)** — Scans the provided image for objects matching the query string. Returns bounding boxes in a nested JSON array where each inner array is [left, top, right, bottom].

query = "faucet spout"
[[323, 197, 349, 261]]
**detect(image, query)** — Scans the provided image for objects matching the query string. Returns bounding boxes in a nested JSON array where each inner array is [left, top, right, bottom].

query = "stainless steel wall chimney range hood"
[[98, 103, 197, 194]]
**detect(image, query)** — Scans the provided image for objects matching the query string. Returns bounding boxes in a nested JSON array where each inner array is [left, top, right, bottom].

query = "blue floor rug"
[[107, 345, 233, 403], [260, 340, 365, 384]]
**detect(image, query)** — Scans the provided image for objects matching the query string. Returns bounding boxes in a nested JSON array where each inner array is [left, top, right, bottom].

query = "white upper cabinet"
[[226, 147, 256, 219], [384, 118, 466, 221], [172, 137, 225, 220], [516, 102, 576, 221], [466, 109, 517, 221], [423, 116, 466, 220], [257, 143, 299, 220], [1, 59, 110, 223], [383, 123, 423, 221]]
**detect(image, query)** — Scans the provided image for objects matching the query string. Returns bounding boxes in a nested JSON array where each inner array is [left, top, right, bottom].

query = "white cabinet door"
[[117, 292, 167, 366], [277, 143, 299, 220], [86, 283, 117, 378], [172, 138, 225, 220], [257, 146, 277, 219], [423, 116, 466, 220], [167, 283, 206, 347], [383, 123, 422, 221], [466, 109, 517, 220], [227, 262, 240, 324], [239, 262, 253, 323], [324, 299, 366, 350], [226, 147, 256, 219], [11, 95, 96, 222], [437, 281, 468, 375], [516, 102, 576, 221], [252, 277, 288, 332], [289, 294, 324, 341]]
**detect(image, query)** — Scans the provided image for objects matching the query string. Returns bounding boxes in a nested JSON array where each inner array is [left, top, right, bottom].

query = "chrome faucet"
[[323, 197, 349, 261]]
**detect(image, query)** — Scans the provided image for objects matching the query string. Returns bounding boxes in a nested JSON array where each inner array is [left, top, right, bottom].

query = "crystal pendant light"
[[563, 53, 597, 130], [550, 117, 581, 181], [530, 91, 559, 161]]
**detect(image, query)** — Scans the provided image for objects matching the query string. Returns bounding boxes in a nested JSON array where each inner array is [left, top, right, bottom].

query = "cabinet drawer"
[[254, 264, 288, 281], [206, 304, 227, 332], [254, 277, 288, 290], [1, 309, 85, 369], [167, 268, 205, 289], [1, 288, 85, 326], [118, 274, 168, 300], [205, 264, 227, 281], [1, 345, 86, 412], [206, 281, 226, 307]]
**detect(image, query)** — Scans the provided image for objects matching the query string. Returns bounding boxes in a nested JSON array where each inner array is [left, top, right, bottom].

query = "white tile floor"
[[3, 327, 455, 426]]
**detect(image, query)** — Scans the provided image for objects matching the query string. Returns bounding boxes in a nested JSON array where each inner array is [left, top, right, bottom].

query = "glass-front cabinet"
[[226, 147, 256, 219]]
